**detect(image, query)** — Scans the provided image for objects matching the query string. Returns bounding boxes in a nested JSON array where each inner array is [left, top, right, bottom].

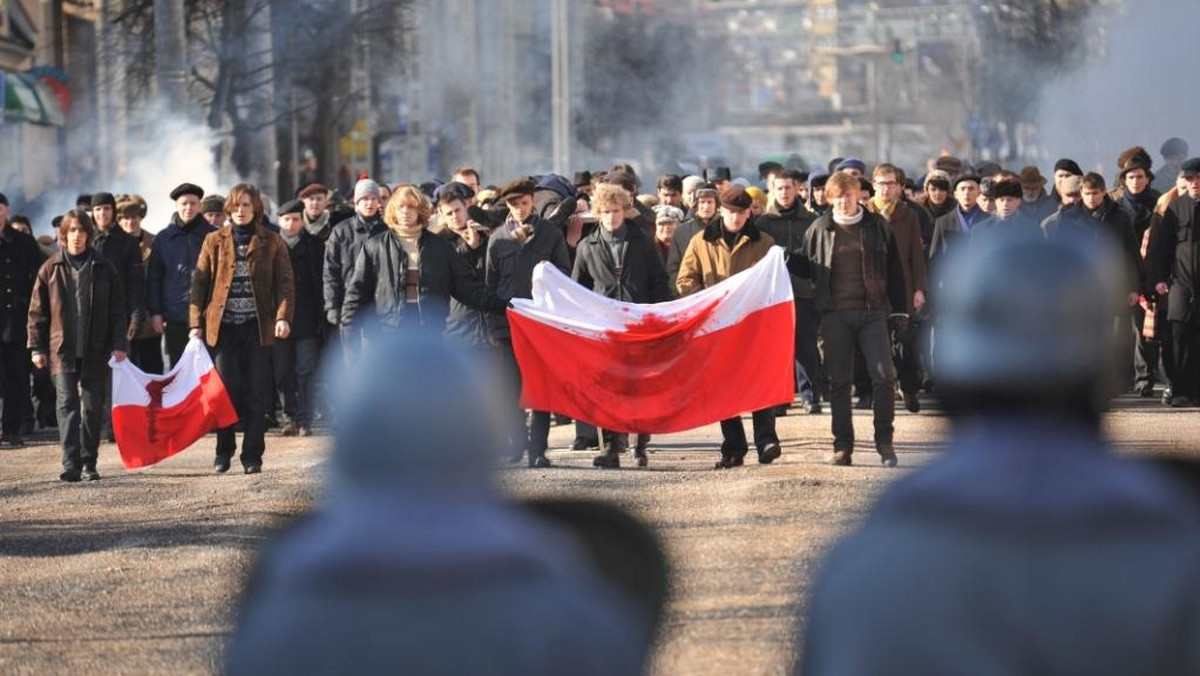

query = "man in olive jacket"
[[678, 186, 783, 469], [798, 173, 908, 467]]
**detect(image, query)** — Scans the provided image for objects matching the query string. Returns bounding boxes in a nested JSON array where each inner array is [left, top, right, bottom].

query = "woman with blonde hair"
[[341, 184, 505, 335]]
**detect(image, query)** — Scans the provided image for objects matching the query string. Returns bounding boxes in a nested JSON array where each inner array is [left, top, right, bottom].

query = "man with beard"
[[486, 178, 570, 468], [666, 183, 719, 282], [148, 183, 217, 367], [324, 178, 385, 357], [1019, 166, 1057, 222], [757, 169, 823, 415], [298, 183, 334, 242]]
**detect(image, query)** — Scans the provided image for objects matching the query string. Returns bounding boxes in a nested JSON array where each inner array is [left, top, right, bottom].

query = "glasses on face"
[[874, 180, 898, 188]]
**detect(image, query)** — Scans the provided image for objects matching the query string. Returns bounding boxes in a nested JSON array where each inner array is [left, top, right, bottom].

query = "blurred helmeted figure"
[[801, 229, 1200, 676], [227, 329, 660, 675]]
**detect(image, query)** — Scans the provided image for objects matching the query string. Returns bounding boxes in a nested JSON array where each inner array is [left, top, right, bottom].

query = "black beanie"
[[0, 192, 8, 206], [1054, 159, 1083, 176]]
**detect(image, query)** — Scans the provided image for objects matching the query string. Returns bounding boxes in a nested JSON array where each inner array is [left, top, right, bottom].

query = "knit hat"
[[353, 178, 381, 203], [1053, 159, 1083, 176]]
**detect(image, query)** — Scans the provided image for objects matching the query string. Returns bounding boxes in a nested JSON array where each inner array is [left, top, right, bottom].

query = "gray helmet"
[[934, 228, 1127, 404]]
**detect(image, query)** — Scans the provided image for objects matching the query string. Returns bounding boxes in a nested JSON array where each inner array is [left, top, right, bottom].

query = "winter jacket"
[[189, 223, 296, 348], [147, 214, 217, 323], [0, 223, 41, 343], [1078, 197, 1141, 294], [283, 231, 325, 341], [92, 224, 147, 334], [801, 419, 1200, 676], [868, 200, 927, 313], [342, 229, 504, 333], [798, 211, 908, 316], [27, 251, 129, 377], [444, 231, 492, 346], [676, 221, 776, 296], [323, 214, 384, 324], [666, 214, 719, 283], [929, 206, 983, 265], [756, 201, 816, 299], [485, 217, 570, 340], [1149, 195, 1200, 323], [130, 230, 162, 340], [571, 224, 672, 303]]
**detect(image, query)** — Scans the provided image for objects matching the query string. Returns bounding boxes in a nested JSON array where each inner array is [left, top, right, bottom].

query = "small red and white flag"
[[508, 246, 795, 434], [109, 338, 239, 469]]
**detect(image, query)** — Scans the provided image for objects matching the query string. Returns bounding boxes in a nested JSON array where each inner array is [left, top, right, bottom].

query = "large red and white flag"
[[508, 246, 795, 434], [109, 338, 239, 468]]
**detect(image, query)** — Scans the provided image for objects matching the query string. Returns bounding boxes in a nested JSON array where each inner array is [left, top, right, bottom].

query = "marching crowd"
[[1, 135, 1198, 480]]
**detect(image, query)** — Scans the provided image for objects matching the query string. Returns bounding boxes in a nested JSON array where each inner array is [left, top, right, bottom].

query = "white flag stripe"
[[109, 338, 215, 409], [510, 246, 793, 339]]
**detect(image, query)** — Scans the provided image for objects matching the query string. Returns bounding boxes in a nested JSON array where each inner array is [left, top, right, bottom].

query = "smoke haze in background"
[[1036, 0, 1195, 176]]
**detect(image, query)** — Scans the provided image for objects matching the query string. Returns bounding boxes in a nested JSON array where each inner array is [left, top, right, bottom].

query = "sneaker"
[[82, 466, 101, 481], [830, 450, 852, 466], [214, 458, 232, 474], [280, 422, 299, 437], [903, 392, 921, 413], [758, 442, 782, 465], [528, 455, 552, 469], [59, 469, 82, 483]]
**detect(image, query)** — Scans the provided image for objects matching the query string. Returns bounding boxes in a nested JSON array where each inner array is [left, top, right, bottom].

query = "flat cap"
[[277, 199, 305, 216], [297, 183, 329, 199], [170, 183, 205, 201], [718, 186, 752, 212], [498, 178, 537, 201]]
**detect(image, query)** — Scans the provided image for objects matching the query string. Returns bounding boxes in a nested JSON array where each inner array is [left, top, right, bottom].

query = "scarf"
[[833, 208, 865, 227]]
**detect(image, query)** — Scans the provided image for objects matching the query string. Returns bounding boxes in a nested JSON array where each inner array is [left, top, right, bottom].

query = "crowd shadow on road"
[[0, 511, 301, 558]]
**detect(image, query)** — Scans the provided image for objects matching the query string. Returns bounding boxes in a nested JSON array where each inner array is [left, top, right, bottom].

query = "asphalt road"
[[0, 394, 1196, 675]]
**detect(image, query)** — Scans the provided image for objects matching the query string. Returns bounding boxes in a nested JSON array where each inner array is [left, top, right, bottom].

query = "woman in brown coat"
[[189, 184, 295, 474]]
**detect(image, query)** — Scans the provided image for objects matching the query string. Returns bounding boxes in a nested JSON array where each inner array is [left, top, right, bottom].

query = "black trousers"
[[1170, 321, 1200, 401], [272, 337, 319, 426], [795, 297, 825, 402], [821, 309, 895, 452], [495, 338, 550, 459], [130, 335, 165, 375], [54, 367, 106, 471], [214, 322, 272, 465], [32, 363, 56, 427], [0, 341, 31, 435], [893, 321, 922, 396], [164, 321, 191, 369], [719, 408, 778, 458]]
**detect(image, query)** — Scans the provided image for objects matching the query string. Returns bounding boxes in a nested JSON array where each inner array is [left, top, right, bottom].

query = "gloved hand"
[[326, 309, 340, 327]]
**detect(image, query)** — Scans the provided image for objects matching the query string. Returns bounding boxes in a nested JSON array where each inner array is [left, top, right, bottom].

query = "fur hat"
[[987, 179, 1023, 200], [703, 166, 732, 183]]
